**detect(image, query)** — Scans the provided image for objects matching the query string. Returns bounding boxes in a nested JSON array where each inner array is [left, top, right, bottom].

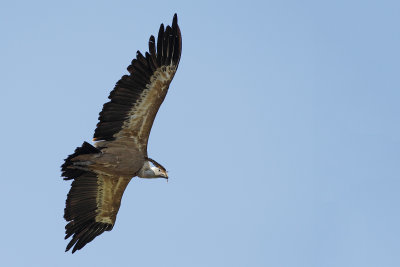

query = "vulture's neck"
[[138, 166, 158, 178]]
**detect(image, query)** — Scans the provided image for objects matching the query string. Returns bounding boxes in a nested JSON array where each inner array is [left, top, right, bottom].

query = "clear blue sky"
[[1, 0, 399, 266]]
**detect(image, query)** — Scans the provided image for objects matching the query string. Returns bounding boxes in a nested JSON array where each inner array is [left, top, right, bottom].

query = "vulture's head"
[[151, 167, 168, 179]]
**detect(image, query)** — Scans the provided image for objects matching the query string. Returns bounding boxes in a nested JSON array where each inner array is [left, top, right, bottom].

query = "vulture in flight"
[[61, 14, 182, 253]]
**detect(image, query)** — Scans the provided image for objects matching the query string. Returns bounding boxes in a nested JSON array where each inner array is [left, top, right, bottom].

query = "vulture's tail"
[[61, 141, 101, 180]]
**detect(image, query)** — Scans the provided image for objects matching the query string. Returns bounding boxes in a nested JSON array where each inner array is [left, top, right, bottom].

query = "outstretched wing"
[[93, 14, 182, 154], [63, 171, 131, 253]]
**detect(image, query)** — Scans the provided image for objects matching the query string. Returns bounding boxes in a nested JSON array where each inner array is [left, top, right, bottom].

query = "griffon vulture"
[[61, 14, 182, 253]]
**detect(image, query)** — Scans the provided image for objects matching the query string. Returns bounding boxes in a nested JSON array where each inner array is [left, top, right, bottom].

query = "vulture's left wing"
[[93, 14, 182, 154], [63, 171, 131, 253]]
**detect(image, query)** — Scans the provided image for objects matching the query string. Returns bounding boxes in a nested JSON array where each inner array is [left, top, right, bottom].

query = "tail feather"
[[61, 142, 100, 180]]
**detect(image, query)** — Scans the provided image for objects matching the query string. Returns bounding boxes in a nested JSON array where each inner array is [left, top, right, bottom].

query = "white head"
[[151, 166, 168, 179], [138, 160, 168, 179]]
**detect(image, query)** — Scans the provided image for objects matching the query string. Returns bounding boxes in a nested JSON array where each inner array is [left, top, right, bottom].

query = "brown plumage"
[[61, 14, 182, 253]]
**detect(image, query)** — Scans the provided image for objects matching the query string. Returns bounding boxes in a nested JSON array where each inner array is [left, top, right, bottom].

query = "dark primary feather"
[[156, 24, 164, 65]]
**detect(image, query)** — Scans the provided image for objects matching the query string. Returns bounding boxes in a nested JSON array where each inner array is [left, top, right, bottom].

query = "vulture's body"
[[61, 14, 181, 253]]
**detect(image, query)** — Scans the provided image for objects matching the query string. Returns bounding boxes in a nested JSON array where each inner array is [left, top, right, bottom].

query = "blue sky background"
[[1, 0, 399, 266]]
